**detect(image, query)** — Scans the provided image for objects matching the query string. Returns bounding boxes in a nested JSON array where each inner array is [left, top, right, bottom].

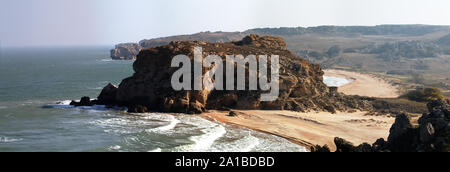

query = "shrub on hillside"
[[402, 88, 445, 102]]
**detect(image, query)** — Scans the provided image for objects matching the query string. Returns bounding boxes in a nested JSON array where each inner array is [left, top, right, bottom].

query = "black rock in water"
[[70, 96, 93, 106]]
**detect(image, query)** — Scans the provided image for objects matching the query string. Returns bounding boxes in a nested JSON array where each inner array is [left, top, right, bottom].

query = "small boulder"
[[188, 101, 205, 114], [310, 145, 331, 152], [334, 137, 356, 152], [355, 143, 374, 152], [372, 138, 387, 151], [70, 96, 93, 106], [127, 105, 148, 113], [228, 111, 238, 117], [419, 123, 435, 143]]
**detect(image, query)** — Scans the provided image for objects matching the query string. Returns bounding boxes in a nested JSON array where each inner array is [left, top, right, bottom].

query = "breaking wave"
[[44, 100, 307, 152], [0, 136, 23, 143]]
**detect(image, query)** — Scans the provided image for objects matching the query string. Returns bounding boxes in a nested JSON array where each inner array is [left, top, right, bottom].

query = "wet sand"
[[203, 110, 395, 151]]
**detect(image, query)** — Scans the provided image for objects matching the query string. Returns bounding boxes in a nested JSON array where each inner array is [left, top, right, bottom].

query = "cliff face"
[[95, 35, 371, 114], [114, 35, 324, 113], [110, 43, 142, 60]]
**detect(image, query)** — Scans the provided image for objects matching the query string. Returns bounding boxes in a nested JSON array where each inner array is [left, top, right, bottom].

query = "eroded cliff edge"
[[77, 34, 372, 114]]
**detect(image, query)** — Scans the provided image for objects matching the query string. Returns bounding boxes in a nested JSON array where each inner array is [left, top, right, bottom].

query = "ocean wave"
[[210, 134, 260, 152], [108, 145, 122, 151], [42, 100, 74, 109], [190, 125, 227, 151], [172, 123, 227, 152], [0, 106, 7, 109], [252, 133, 309, 152], [145, 115, 180, 134], [43, 100, 127, 111], [148, 148, 162, 152], [100, 59, 114, 62], [88, 87, 104, 90], [91, 116, 163, 134], [0, 136, 23, 143]]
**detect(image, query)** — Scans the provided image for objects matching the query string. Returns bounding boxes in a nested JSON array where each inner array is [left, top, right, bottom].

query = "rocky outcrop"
[[114, 34, 328, 113], [70, 96, 95, 106], [234, 34, 286, 50], [81, 34, 375, 114], [110, 43, 142, 60], [311, 99, 450, 152], [97, 83, 118, 105]]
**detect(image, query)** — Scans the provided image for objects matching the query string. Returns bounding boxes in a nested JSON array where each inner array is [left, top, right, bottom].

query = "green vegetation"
[[326, 45, 342, 58], [402, 88, 445, 102], [371, 98, 428, 115]]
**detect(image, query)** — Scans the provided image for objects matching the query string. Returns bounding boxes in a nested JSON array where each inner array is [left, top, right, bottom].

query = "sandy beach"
[[201, 70, 403, 151], [324, 69, 400, 98], [204, 110, 394, 151]]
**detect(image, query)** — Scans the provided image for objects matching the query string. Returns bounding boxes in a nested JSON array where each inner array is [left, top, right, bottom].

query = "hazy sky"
[[1, 0, 450, 47]]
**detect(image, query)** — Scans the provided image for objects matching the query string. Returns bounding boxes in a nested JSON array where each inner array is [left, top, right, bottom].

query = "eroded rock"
[[312, 99, 450, 152]]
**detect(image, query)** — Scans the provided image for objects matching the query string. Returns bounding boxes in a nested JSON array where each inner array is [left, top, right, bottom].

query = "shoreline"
[[324, 69, 400, 98], [203, 110, 395, 151]]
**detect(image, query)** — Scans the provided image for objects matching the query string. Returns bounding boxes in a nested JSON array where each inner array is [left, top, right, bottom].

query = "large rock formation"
[[92, 34, 373, 114], [311, 99, 450, 152], [111, 43, 142, 60]]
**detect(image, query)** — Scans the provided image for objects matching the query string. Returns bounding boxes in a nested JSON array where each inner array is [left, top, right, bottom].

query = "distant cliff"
[[110, 43, 142, 60], [110, 25, 450, 60], [111, 32, 249, 60]]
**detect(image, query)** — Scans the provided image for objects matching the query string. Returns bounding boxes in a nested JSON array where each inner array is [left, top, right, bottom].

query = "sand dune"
[[324, 69, 400, 98]]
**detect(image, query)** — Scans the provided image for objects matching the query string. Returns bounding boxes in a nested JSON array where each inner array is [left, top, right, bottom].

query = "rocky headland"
[[110, 43, 143, 60], [75, 34, 374, 114]]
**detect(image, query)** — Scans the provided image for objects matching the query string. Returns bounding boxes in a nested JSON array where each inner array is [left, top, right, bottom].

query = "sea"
[[0, 46, 317, 152]]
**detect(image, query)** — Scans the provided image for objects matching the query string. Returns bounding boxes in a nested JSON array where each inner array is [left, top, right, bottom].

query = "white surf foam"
[[323, 76, 354, 87], [148, 148, 162, 152], [0, 136, 23, 143], [44, 100, 126, 111], [109, 145, 122, 150], [190, 125, 227, 151], [91, 116, 164, 134], [145, 115, 180, 133], [42, 100, 74, 109], [173, 122, 227, 152], [251, 133, 309, 152], [210, 134, 260, 152], [100, 59, 114, 62]]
